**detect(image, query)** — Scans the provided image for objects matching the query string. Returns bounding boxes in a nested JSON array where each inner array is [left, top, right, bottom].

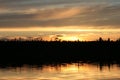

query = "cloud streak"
[[0, 0, 120, 29]]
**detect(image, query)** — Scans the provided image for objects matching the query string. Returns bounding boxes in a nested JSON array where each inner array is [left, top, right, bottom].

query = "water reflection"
[[0, 63, 120, 80]]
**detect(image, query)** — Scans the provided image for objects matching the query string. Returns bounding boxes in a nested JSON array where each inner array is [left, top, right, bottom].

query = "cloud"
[[0, 0, 120, 12], [0, 0, 85, 10], [35, 8, 81, 20], [0, 7, 82, 27], [0, 6, 81, 21], [39, 4, 120, 28], [0, 0, 120, 29]]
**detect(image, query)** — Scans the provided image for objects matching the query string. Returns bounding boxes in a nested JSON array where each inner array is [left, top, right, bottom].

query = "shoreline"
[[0, 41, 120, 66]]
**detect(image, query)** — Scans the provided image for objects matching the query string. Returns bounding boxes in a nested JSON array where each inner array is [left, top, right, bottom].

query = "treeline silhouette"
[[0, 37, 120, 66]]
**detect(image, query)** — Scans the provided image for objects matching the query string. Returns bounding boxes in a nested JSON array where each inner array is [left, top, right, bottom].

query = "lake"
[[0, 62, 120, 80]]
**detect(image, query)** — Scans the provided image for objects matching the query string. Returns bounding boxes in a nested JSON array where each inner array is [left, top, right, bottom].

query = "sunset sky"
[[0, 0, 120, 41]]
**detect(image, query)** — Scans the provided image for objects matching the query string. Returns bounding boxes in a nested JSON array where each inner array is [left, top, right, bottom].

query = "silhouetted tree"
[[99, 37, 103, 42], [107, 38, 110, 42], [55, 37, 61, 41]]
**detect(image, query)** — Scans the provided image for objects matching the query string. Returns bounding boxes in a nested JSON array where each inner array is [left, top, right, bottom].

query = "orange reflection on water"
[[0, 63, 120, 80]]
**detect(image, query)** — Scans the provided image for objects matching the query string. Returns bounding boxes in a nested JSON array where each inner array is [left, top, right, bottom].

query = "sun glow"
[[61, 36, 79, 41], [0, 26, 120, 41]]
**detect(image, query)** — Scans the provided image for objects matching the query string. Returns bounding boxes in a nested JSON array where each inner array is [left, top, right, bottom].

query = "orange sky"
[[0, 0, 120, 41], [0, 27, 119, 41]]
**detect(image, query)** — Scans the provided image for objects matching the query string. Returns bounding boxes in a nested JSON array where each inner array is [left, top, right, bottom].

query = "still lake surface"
[[0, 62, 120, 80]]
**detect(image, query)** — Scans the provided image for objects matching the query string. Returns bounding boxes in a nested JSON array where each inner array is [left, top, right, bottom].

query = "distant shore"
[[0, 40, 120, 66]]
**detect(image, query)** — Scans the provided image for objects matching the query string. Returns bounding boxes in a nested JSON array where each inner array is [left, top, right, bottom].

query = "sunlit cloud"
[[0, 0, 120, 29], [35, 8, 81, 20]]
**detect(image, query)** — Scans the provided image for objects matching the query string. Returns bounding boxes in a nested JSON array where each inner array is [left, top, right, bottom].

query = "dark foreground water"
[[0, 41, 120, 80], [0, 62, 120, 80]]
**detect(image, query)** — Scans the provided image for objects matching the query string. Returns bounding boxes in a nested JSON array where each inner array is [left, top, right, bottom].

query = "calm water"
[[0, 63, 120, 80]]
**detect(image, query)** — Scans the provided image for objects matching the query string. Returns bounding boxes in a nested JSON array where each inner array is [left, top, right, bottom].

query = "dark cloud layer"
[[0, 0, 120, 29]]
